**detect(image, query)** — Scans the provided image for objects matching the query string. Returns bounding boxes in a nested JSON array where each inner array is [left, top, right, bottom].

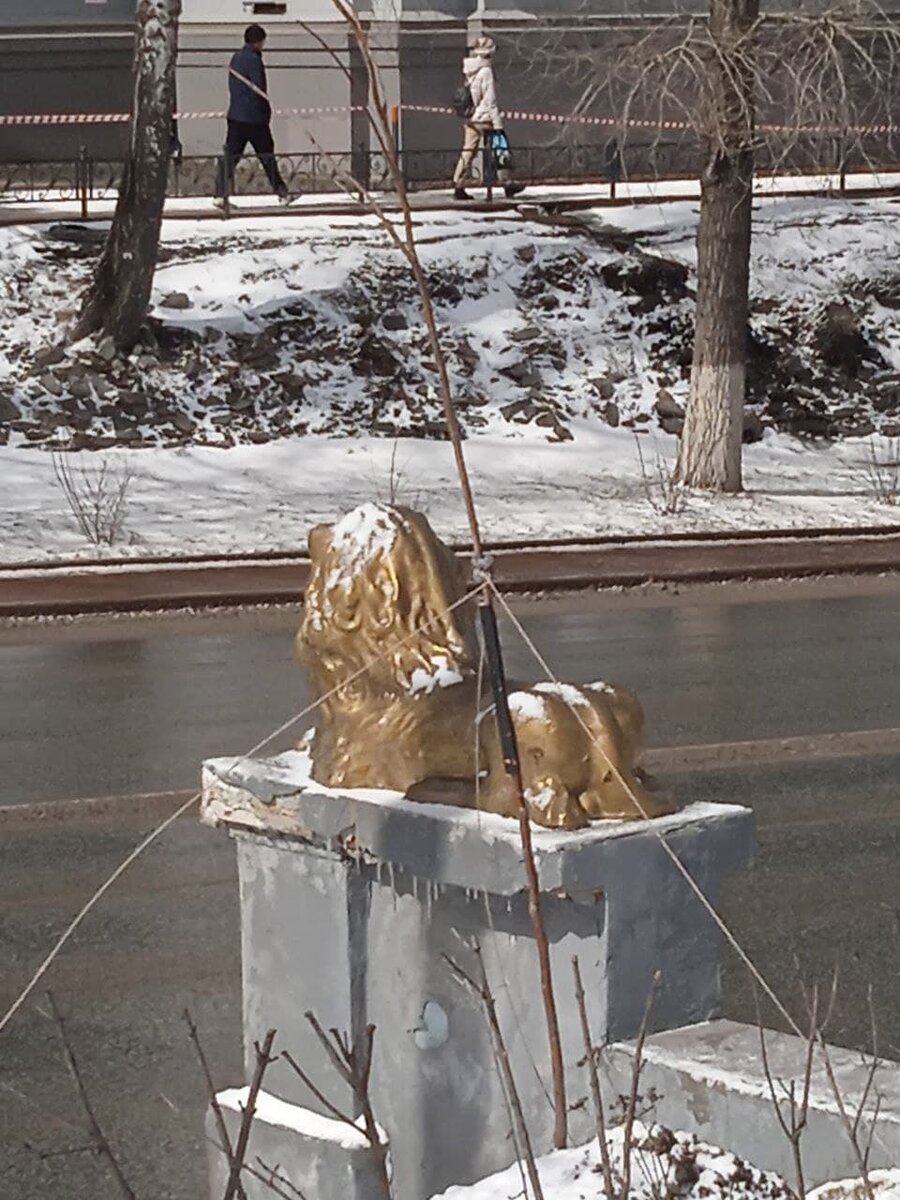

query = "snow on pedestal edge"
[[217, 1087, 387, 1150], [200, 748, 750, 849]]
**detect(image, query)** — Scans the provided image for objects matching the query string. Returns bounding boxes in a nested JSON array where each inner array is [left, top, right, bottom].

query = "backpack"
[[452, 83, 475, 119]]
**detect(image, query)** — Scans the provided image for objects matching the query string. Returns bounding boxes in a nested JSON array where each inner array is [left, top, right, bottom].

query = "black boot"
[[504, 182, 526, 199], [453, 187, 472, 201]]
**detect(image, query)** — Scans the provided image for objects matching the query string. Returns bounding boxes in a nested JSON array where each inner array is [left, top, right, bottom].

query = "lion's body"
[[297, 503, 674, 830], [479, 682, 674, 829]]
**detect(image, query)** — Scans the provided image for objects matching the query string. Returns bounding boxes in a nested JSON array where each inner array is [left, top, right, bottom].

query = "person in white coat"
[[452, 36, 525, 201]]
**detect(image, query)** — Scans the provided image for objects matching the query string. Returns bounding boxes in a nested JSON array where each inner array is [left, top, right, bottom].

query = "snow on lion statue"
[[296, 503, 675, 831]]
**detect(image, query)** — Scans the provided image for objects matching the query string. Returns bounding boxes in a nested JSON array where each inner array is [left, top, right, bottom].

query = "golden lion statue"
[[297, 504, 674, 830], [298, 505, 479, 791]]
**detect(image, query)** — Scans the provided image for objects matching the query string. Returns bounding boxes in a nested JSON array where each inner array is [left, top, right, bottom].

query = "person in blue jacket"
[[214, 24, 290, 203]]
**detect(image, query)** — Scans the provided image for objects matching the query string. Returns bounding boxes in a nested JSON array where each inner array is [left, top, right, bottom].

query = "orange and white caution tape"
[[0, 105, 367, 127], [401, 103, 695, 131], [1, 103, 898, 136], [0, 112, 132, 126]]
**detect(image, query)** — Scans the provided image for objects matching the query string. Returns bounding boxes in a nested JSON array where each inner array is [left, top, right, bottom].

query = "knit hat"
[[471, 35, 496, 57]]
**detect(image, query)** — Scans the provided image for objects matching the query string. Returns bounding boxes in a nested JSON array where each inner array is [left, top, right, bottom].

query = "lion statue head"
[[296, 504, 480, 790]]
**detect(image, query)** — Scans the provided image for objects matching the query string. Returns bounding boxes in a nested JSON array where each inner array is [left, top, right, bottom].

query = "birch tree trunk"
[[73, 0, 181, 352], [675, 0, 759, 493]]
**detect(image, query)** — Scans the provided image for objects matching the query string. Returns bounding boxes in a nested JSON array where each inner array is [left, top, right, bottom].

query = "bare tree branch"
[[755, 985, 817, 1199], [795, 976, 879, 1200], [446, 946, 546, 1200], [184, 1007, 248, 1200], [319, 0, 572, 1151], [852, 987, 880, 1145], [620, 971, 661, 1200], [46, 991, 137, 1200], [572, 956, 615, 1200], [251, 1156, 312, 1200], [303, 1013, 392, 1198], [224, 1029, 277, 1200], [282, 1048, 365, 1134]]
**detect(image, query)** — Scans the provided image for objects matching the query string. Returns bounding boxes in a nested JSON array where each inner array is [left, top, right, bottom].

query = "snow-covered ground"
[[1, 195, 899, 562], [428, 1125, 900, 1200], [810, 1170, 900, 1200], [3, 427, 898, 563], [430, 1123, 794, 1200]]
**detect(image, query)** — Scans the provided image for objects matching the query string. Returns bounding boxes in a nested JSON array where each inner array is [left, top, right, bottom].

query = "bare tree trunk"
[[675, 0, 758, 493], [73, 0, 181, 352]]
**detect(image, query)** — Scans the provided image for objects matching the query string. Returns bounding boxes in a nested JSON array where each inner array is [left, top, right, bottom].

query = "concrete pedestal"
[[201, 749, 753, 1200], [604, 1020, 900, 1189], [206, 1088, 386, 1200]]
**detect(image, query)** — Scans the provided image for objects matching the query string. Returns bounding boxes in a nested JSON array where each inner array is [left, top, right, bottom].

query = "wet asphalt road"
[[1, 579, 899, 1200], [2, 581, 900, 808]]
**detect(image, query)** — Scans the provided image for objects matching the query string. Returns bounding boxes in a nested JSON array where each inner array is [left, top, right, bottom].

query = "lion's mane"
[[296, 504, 480, 790]]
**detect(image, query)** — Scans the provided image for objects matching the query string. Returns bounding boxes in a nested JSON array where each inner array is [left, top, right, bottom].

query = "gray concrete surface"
[[203, 752, 753, 896], [0, 807, 241, 1200], [605, 1020, 900, 1190], [206, 765, 750, 1197], [207, 1088, 387, 1200], [2, 581, 900, 807]]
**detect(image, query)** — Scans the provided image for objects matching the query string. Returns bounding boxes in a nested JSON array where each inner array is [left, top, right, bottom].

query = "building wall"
[[183, 0, 336, 22], [0, 0, 134, 27], [2, 1, 899, 165], [0, 38, 132, 161], [0, 0, 132, 160]]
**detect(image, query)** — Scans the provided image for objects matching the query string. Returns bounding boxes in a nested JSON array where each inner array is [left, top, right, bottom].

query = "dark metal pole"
[[219, 153, 232, 220], [390, 104, 403, 191], [483, 131, 494, 204], [476, 593, 569, 1150], [477, 601, 519, 772], [78, 146, 89, 221]]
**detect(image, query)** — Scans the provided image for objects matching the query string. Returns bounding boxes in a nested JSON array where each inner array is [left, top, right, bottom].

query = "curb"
[[2, 530, 899, 617]]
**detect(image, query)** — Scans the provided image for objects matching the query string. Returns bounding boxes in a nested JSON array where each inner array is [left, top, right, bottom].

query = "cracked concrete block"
[[604, 1020, 900, 1189]]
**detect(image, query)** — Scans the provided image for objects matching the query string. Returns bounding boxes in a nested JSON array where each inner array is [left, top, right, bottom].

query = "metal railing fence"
[[2, 131, 900, 211]]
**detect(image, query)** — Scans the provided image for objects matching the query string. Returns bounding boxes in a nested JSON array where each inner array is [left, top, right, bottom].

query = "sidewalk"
[[3, 170, 900, 226]]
